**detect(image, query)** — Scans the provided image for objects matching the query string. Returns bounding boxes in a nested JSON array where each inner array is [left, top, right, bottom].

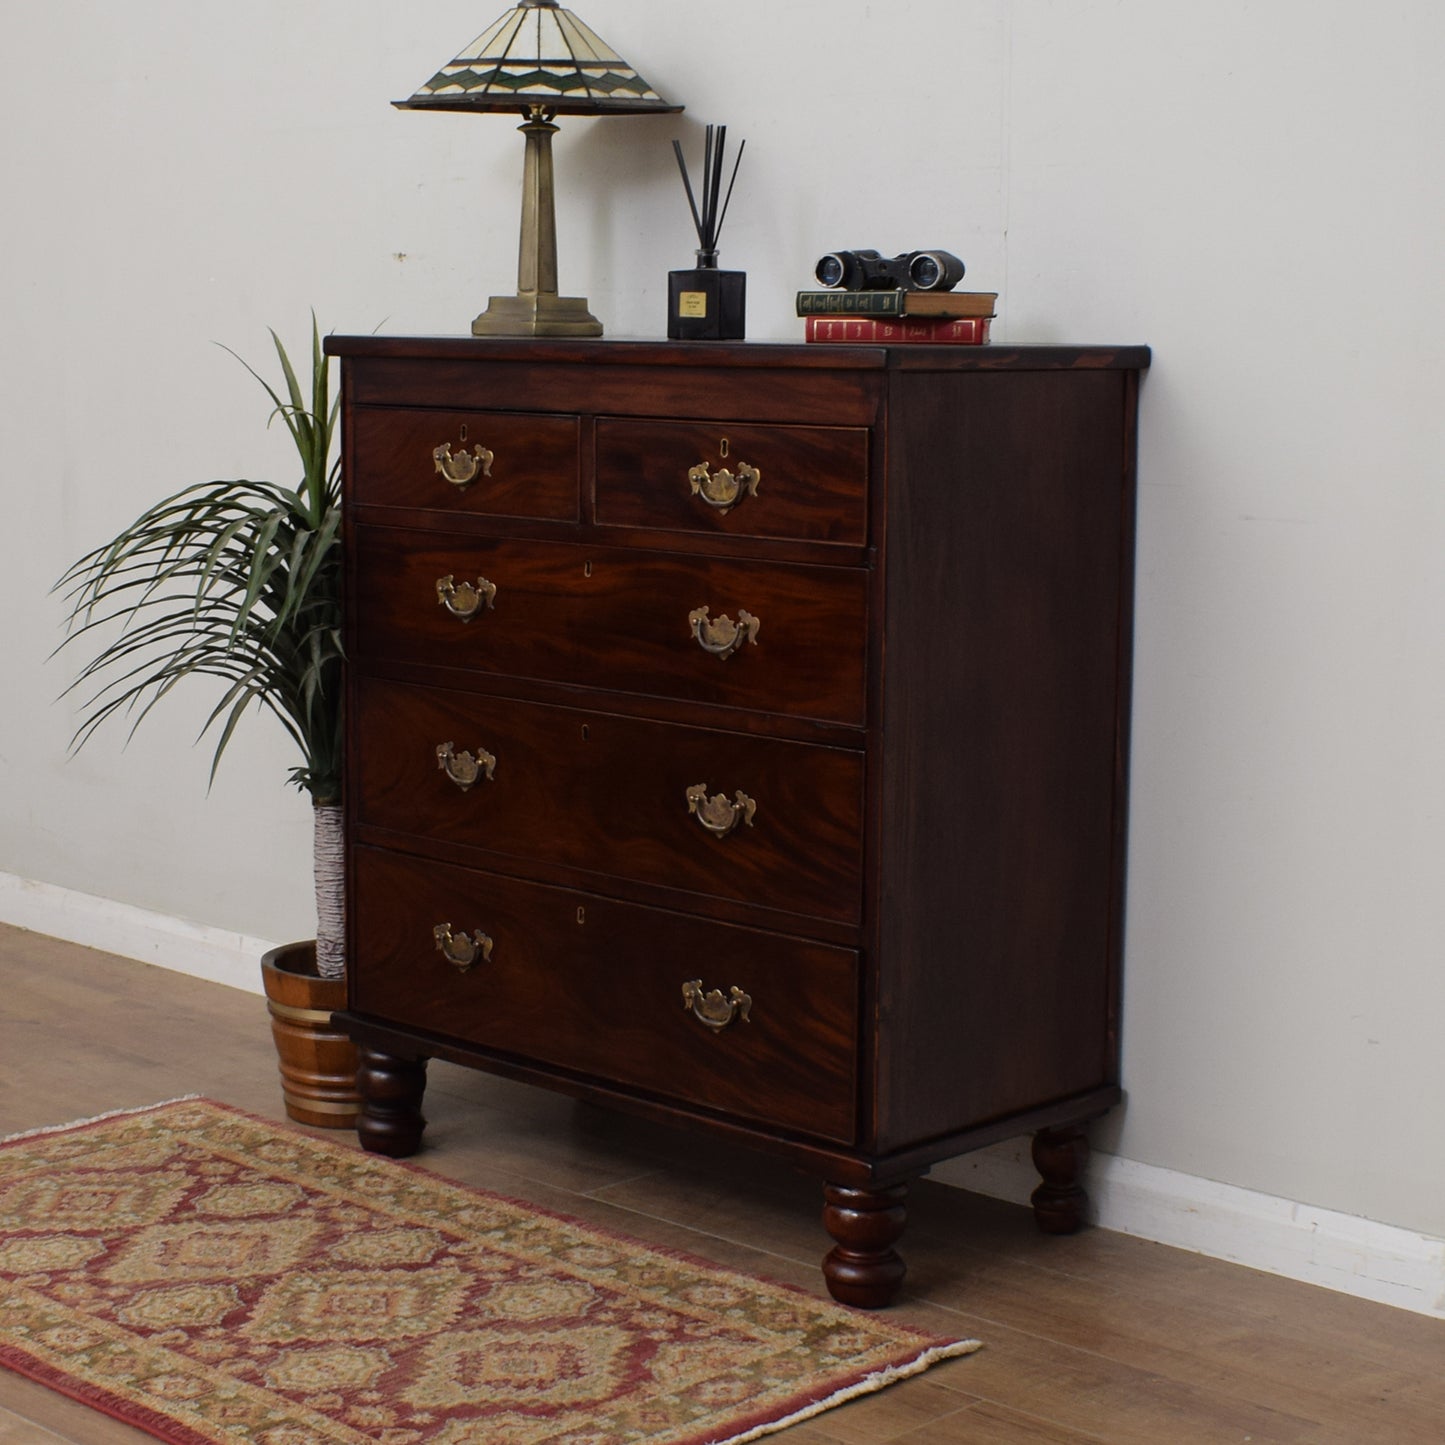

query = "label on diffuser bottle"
[[678, 291, 708, 318]]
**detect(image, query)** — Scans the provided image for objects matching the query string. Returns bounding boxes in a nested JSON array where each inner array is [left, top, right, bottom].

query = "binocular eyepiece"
[[815, 249, 966, 293]]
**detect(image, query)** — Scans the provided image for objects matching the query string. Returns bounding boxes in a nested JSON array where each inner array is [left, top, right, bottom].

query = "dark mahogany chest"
[[327, 335, 1148, 1306]]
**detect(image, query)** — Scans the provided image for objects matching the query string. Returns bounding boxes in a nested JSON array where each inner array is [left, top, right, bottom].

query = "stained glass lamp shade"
[[397, 0, 682, 337]]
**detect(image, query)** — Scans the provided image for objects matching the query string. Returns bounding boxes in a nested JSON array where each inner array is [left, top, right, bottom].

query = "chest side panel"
[[872, 367, 1136, 1150]]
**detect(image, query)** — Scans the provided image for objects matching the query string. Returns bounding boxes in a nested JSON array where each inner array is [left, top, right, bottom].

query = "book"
[[796, 289, 998, 319], [804, 315, 992, 345]]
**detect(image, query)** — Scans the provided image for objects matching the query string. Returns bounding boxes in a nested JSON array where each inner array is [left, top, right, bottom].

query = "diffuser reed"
[[673, 125, 745, 268], [667, 124, 746, 339]]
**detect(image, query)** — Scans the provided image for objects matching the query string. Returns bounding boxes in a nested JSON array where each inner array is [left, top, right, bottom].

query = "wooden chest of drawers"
[[327, 336, 1149, 1307]]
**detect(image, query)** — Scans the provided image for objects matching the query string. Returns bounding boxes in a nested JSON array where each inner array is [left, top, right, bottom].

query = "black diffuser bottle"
[[668, 126, 746, 340]]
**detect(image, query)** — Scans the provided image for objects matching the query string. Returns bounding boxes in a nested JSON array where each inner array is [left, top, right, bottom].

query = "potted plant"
[[55, 318, 358, 1128]]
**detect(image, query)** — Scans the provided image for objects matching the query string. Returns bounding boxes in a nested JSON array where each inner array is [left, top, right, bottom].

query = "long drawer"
[[354, 678, 864, 923], [350, 846, 859, 1143], [353, 526, 869, 725]]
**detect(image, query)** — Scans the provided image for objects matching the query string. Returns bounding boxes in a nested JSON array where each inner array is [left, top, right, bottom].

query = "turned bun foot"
[[1031, 1124, 1090, 1234], [356, 1047, 429, 1157], [822, 1181, 909, 1309]]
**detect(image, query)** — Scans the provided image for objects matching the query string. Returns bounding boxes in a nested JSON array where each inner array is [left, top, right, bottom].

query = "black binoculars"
[[814, 249, 966, 292]]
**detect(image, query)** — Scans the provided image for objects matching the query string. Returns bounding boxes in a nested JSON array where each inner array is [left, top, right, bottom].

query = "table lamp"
[[396, 0, 682, 337]]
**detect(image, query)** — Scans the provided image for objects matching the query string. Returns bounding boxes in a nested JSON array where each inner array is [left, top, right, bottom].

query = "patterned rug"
[[0, 1099, 979, 1444]]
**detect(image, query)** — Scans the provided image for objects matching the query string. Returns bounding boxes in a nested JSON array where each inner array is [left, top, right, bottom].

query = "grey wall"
[[3, 1, 1443, 1240]]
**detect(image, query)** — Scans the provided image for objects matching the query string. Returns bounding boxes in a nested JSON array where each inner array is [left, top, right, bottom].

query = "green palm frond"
[[54, 317, 343, 803]]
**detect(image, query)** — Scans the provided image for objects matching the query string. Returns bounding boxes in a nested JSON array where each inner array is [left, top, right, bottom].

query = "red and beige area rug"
[[0, 1099, 978, 1444]]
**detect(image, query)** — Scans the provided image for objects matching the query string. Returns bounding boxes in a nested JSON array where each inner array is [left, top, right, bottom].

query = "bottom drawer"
[[351, 847, 859, 1144]]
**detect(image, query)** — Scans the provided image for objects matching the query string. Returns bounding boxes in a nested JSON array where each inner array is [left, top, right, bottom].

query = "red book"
[[804, 315, 993, 345]]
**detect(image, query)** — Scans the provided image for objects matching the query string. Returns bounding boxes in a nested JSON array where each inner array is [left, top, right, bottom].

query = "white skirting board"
[[4, 870, 1442, 1320], [933, 1140, 1445, 1320], [0, 872, 270, 996]]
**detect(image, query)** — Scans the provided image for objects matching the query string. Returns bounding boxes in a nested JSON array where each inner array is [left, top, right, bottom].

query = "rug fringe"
[[0, 1096, 203, 1146], [707, 1336, 983, 1444]]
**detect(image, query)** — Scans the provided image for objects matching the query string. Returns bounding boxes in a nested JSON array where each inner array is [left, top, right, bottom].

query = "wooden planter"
[[260, 940, 360, 1129]]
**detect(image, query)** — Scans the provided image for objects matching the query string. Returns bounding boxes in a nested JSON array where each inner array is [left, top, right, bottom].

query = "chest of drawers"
[[327, 336, 1149, 1307]]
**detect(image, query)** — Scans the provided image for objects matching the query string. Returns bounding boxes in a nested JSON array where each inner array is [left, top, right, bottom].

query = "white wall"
[[3, 1, 1443, 1250]]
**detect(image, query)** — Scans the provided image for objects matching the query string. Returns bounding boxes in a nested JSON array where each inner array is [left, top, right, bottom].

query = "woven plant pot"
[[260, 940, 359, 1129]]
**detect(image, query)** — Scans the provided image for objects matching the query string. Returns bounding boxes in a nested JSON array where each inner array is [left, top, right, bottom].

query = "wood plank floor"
[[1, 922, 1442, 1443]]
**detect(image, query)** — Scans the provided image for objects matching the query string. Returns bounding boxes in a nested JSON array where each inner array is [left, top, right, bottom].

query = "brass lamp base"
[[471, 292, 603, 338]]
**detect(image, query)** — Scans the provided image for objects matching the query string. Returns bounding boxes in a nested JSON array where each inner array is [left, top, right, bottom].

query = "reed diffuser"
[[668, 125, 746, 340]]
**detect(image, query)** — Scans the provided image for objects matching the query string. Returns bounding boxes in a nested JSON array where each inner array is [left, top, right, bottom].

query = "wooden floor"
[[1, 924, 1442, 1444]]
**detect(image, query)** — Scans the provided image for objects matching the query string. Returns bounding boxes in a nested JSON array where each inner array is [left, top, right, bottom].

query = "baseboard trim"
[[4, 872, 1441, 1319], [934, 1139, 1445, 1320], [0, 872, 272, 996]]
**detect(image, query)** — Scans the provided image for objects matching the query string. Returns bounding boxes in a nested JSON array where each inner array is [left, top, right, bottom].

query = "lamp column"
[[518, 108, 559, 296], [472, 104, 603, 337]]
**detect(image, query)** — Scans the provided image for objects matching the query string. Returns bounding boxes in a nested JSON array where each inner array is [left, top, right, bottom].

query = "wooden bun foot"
[[1031, 1124, 1090, 1234], [356, 1047, 429, 1157], [822, 1181, 909, 1308]]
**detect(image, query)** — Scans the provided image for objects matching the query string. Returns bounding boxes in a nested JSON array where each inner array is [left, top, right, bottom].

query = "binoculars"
[[815, 249, 966, 292]]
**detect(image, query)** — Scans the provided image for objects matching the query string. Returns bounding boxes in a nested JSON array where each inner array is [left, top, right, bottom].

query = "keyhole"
[[581, 724, 590, 742], [576, 906, 586, 925], [460, 423, 468, 442], [719, 437, 730, 459], [584, 560, 593, 579]]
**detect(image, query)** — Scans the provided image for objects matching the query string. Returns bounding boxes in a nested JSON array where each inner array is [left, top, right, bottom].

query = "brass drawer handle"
[[689, 460, 759, 514], [688, 606, 759, 658], [436, 574, 497, 621], [682, 979, 752, 1032], [437, 742, 496, 792], [434, 923, 493, 973], [434, 442, 494, 489], [686, 784, 756, 838]]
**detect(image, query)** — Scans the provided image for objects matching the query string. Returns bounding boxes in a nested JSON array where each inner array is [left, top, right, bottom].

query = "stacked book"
[[796, 288, 998, 345]]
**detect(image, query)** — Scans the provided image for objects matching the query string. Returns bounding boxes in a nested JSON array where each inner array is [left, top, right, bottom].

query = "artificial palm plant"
[[55, 319, 346, 979]]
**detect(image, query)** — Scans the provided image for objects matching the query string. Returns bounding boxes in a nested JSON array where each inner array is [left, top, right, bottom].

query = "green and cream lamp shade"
[[397, 0, 682, 336], [400, 1, 679, 115]]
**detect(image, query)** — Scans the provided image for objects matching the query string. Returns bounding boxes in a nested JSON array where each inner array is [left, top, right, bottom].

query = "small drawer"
[[353, 527, 868, 726], [596, 419, 868, 544], [350, 406, 579, 520], [353, 678, 865, 924], [351, 846, 859, 1143]]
